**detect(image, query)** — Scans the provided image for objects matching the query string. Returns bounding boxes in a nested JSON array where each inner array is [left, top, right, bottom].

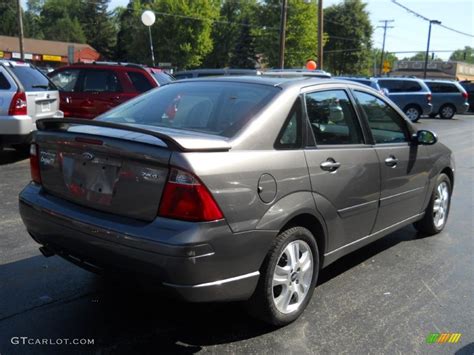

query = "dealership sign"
[[42, 54, 62, 62]]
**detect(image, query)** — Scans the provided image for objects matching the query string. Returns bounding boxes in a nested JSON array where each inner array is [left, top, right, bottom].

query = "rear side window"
[[82, 70, 122, 92], [426, 82, 459, 93], [98, 82, 279, 138], [275, 99, 302, 149], [10, 66, 56, 91], [128, 71, 154, 93], [305, 90, 364, 145], [49, 69, 80, 92], [403, 81, 422, 92], [0, 73, 11, 89], [353, 91, 409, 144]]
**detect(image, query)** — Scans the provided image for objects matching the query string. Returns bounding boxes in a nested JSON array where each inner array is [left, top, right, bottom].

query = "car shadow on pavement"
[[0, 148, 29, 166], [0, 226, 425, 353]]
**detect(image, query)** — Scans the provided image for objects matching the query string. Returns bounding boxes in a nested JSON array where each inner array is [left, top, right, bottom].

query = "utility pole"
[[278, 0, 288, 69], [317, 0, 323, 70], [16, 0, 25, 61], [377, 20, 394, 76], [423, 20, 441, 79]]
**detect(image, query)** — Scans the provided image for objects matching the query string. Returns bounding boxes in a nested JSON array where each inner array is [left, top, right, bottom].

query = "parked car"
[[424, 80, 469, 119], [459, 80, 474, 113], [264, 69, 332, 78], [0, 60, 63, 151], [20, 77, 454, 326], [174, 68, 261, 80], [48, 62, 175, 119], [337, 77, 387, 95], [373, 77, 432, 122]]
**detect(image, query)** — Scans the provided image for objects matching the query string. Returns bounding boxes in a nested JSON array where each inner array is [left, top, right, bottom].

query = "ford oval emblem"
[[82, 152, 95, 161]]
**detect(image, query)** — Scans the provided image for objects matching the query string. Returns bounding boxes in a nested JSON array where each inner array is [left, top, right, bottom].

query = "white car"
[[0, 60, 63, 151]]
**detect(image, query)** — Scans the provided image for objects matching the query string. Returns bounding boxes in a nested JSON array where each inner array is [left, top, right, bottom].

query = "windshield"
[[98, 82, 279, 138], [152, 72, 175, 86], [10, 66, 57, 91]]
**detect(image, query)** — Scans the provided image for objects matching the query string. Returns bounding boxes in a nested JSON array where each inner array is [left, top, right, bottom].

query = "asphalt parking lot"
[[0, 115, 473, 355]]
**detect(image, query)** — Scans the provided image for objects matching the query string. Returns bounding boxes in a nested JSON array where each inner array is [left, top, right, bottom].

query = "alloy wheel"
[[433, 181, 449, 229], [272, 240, 313, 314]]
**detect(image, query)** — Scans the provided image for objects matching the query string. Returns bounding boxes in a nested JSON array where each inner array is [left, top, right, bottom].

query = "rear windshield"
[[98, 82, 279, 138], [10, 66, 56, 91], [152, 72, 175, 86]]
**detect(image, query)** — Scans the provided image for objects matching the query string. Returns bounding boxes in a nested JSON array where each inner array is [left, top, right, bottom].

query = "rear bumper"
[[0, 111, 63, 142], [422, 103, 433, 115], [458, 102, 469, 114], [19, 184, 275, 302]]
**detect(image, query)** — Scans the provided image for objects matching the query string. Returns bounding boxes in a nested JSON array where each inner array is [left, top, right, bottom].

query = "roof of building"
[[0, 35, 97, 56]]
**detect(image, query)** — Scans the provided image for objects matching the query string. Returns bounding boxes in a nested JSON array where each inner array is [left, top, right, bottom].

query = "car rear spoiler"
[[36, 118, 231, 152]]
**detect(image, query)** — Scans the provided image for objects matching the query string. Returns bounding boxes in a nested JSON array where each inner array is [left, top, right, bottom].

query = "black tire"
[[429, 113, 438, 118], [246, 226, 319, 326], [404, 105, 422, 122], [439, 104, 456, 119], [414, 173, 452, 235]]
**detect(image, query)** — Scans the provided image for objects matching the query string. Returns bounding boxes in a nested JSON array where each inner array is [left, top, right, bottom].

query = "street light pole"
[[317, 0, 323, 70], [423, 20, 441, 79], [16, 0, 25, 61], [141, 10, 156, 67], [278, 0, 288, 69], [148, 26, 155, 66]]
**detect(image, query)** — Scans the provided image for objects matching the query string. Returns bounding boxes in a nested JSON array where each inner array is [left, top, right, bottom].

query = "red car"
[[48, 62, 174, 119]]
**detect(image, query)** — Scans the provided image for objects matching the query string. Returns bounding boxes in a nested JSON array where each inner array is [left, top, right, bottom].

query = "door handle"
[[320, 158, 341, 172], [385, 156, 399, 167]]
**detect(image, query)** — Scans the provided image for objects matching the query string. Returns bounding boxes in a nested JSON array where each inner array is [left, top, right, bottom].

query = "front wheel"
[[414, 173, 452, 235], [246, 226, 319, 326]]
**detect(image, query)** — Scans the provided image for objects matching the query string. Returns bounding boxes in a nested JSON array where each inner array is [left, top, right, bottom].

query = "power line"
[[391, 0, 474, 38]]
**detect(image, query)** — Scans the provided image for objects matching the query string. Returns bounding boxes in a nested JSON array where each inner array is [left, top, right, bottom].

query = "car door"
[[80, 69, 124, 117], [48, 68, 83, 118], [352, 90, 430, 232], [302, 88, 381, 251]]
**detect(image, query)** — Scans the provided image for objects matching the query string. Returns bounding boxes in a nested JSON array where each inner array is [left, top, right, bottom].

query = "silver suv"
[[0, 60, 63, 150], [20, 77, 454, 326]]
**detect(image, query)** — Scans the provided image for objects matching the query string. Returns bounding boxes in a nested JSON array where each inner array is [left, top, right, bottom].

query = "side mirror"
[[414, 129, 438, 145]]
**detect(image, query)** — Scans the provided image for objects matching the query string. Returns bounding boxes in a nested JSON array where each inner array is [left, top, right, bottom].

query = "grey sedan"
[[19, 77, 454, 326]]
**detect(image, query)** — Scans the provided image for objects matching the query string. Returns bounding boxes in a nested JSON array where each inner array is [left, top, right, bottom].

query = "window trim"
[[302, 88, 369, 149], [351, 89, 413, 145]]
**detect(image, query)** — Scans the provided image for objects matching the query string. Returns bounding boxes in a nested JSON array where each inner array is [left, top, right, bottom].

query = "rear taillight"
[[462, 91, 468, 100], [8, 91, 27, 115], [29, 143, 42, 184], [426, 93, 432, 102], [158, 168, 223, 222]]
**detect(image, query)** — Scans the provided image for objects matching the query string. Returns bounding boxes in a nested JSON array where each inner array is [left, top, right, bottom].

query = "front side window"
[[49, 69, 80, 92], [353, 91, 409, 144], [98, 82, 278, 138], [82, 70, 121, 92], [305, 90, 364, 145]]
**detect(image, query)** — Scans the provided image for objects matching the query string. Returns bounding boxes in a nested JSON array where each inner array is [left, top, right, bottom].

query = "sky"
[[23, 0, 473, 60]]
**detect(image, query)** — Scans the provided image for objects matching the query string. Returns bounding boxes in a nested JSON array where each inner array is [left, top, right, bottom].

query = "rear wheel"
[[439, 104, 455, 119], [246, 226, 319, 326], [404, 105, 421, 122], [414, 173, 452, 235]]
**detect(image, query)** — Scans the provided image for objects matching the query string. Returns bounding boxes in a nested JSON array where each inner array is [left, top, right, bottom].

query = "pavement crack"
[[421, 280, 443, 306]]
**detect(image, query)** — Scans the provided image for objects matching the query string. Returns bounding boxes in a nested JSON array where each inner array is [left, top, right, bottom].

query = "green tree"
[[256, 0, 318, 68], [0, 0, 19, 37], [40, 0, 86, 42], [229, 18, 257, 68], [80, 0, 116, 58], [203, 0, 257, 68], [450, 46, 474, 64], [324, 0, 372, 75], [24, 0, 44, 39]]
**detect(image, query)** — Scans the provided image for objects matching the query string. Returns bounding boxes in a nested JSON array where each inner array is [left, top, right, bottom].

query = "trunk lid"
[[35, 119, 230, 221]]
